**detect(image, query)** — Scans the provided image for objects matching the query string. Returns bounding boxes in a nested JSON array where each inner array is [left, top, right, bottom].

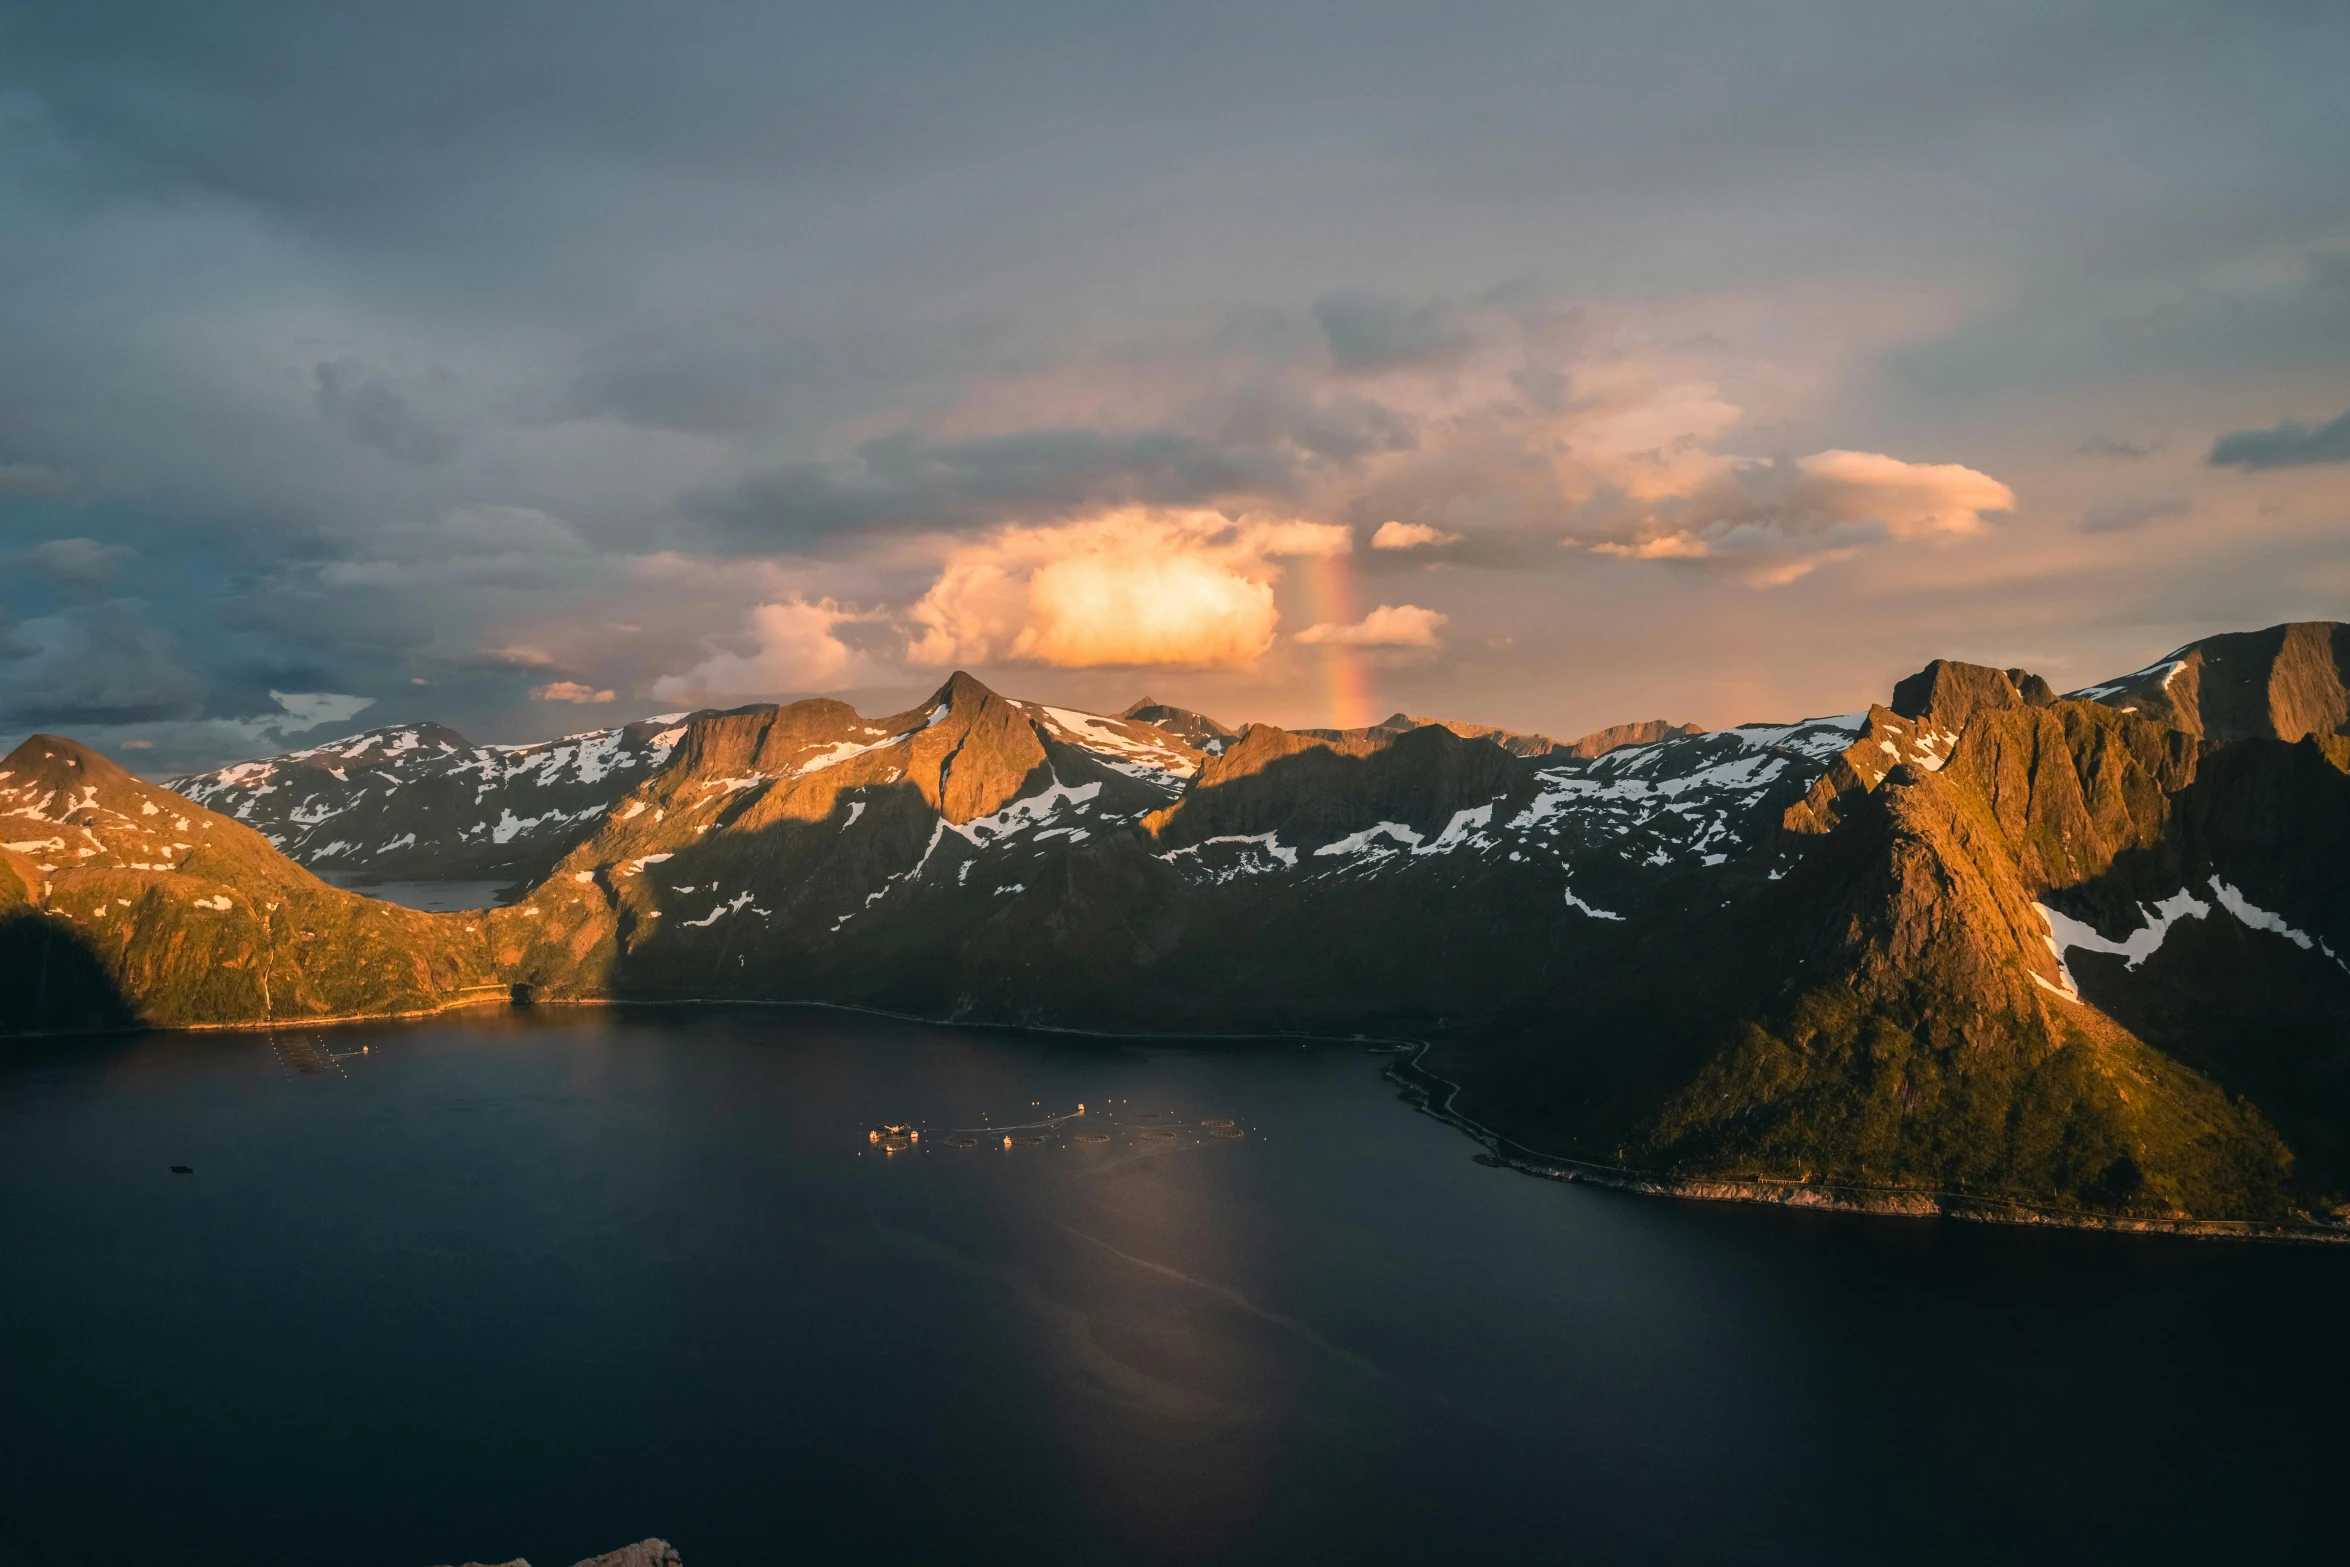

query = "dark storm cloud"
[[0, 462, 76, 496], [311, 360, 462, 466], [0, 600, 206, 728], [1898, 241, 2350, 402], [694, 427, 1301, 549], [561, 352, 791, 439], [1312, 292, 1469, 372], [2208, 408, 2350, 470], [12, 537, 133, 587]]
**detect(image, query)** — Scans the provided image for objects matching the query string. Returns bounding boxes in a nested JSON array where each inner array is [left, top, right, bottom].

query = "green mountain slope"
[[1, 736, 504, 1030]]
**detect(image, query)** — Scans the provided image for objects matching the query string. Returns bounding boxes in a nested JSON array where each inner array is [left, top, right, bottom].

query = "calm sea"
[[3, 1008, 2344, 1565]]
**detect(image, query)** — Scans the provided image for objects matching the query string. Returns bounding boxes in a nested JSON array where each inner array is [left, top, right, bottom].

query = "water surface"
[[318, 872, 517, 911], [2, 1009, 2344, 1565]]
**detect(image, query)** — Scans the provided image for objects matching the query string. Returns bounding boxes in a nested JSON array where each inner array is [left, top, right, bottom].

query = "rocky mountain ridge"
[[12, 620, 2350, 1228], [2, 736, 506, 1033], [1293, 710, 1704, 759], [170, 716, 694, 883]]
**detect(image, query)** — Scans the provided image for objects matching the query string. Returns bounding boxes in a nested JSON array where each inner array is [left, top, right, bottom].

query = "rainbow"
[[1299, 550, 1375, 728]]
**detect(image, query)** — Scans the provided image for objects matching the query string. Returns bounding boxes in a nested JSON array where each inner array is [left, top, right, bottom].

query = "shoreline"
[[2, 987, 1435, 1049], [1382, 1044, 2350, 1247], [15, 993, 2346, 1243]]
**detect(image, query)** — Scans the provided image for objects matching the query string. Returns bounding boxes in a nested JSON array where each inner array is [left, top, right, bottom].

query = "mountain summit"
[[12, 622, 2349, 1229]]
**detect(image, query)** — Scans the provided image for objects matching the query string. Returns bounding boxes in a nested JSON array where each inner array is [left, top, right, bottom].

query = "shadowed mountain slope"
[[1119, 697, 1239, 752], [1443, 661, 2348, 1224], [2070, 620, 2350, 743], [11, 633, 2347, 1227]]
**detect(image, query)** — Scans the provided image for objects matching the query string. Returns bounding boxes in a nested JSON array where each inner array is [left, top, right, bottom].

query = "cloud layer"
[[1, 1, 2345, 766]]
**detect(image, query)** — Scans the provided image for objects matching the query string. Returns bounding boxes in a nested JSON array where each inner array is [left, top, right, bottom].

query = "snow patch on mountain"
[[2037, 877, 2349, 991], [2036, 890, 2214, 993], [949, 779, 1103, 847], [1158, 831, 1300, 883], [2209, 878, 2346, 971], [1562, 883, 1624, 920], [680, 891, 756, 928], [1315, 821, 1423, 858]]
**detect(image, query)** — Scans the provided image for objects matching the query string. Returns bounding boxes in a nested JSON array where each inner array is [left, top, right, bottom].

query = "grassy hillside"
[[1, 736, 505, 1032]]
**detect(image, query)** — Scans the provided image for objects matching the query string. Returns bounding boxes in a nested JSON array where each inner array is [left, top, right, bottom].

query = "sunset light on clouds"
[[907, 509, 1350, 670], [0, 2, 2342, 768]]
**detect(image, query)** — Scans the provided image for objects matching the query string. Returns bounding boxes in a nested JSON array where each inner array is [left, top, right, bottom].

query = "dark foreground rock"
[[437, 1539, 681, 1567]]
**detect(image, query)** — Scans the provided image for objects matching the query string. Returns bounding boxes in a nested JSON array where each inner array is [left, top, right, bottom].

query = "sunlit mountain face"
[[3, 621, 2344, 1229]]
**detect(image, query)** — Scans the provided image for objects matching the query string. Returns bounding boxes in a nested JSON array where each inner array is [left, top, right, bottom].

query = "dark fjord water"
[[4, 1010, 2347, 1566]]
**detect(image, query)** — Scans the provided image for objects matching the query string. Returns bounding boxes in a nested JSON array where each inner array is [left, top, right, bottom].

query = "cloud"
[[0, 462, 74, 496], [266, 691, 376, 729], [696, 427, 1296, 550], [1295, 603, 1448, 649], [2208, 408, 2350, 470], [0, 688, 376, 775], [1312, 291, 1468, 371], [1371, 520, 1463, 550], [480, 644, 560, 668], [2078, 434, 2161, 459], [532, 680, 616, 703], [2079, 494, 2190, 534], [19, 537, 133, 587], [651, 598, 867, 703], [317, 506, 596, 592], [1590, 535, 1714, 561], [0, 601, 208, 728], [312, 359, 463, 466], [1582, 449, 2015, 579], [908, 508, 1348, 669], [1789, 450, 2015, 539]]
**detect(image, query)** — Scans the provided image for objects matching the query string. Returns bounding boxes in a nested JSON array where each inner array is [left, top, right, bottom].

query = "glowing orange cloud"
[[908, 508, 1350, 668], [1583, 449, 2016, 583], [531, 681, 616, 703], [1371, 521, 1464, 549], [1792, 449, 2016, 538], [1295, 603, 1448, 649], [652, 598, 866, 701]]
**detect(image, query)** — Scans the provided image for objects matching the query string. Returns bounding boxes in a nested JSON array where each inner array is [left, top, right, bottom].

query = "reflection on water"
[[264, 1029, 374, 1078], [865, 1099, 1254, 1157], [4, 1007, 2349, 1565]]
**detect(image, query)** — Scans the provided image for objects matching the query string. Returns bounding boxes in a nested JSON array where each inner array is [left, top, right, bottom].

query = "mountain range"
[[6, 620, 2347, 1231]]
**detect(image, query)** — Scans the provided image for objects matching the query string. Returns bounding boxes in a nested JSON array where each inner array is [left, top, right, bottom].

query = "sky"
[[2, 0, 2347, 772]]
